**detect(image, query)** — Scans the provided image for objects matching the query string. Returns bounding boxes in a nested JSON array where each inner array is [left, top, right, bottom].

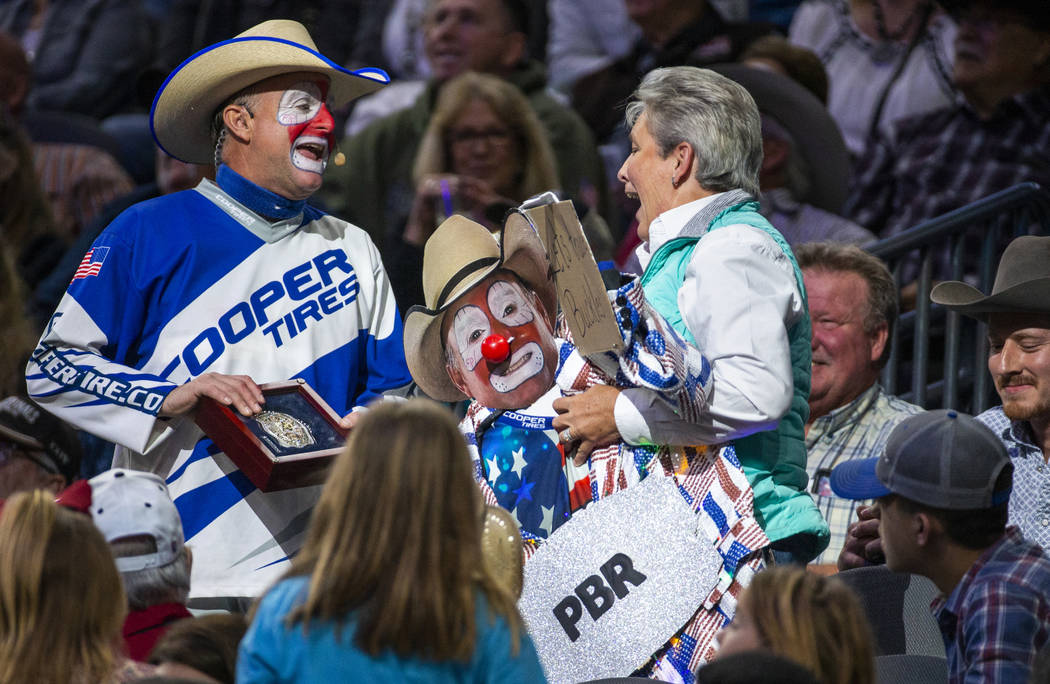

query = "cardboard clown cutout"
[[404, 209, 769, 682]]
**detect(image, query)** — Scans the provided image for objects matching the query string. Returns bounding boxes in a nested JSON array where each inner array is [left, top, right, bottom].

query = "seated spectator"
[[545, 0, 640, 96], [325, 0, 608, 255], [0, 30, 135, 244], [156, 0, 362, 77], [237, 399, 545, 681], [712, 63, 875, 246], [741, 34, 830, 104], [391, 71, 612, 310], [87, 468, 193, 661], [843, 0, 1050, 242], [789, 0, 956, 159], [0, 395, 82, 499], [794, 243, 922, 565], [149, 613, 248, 684], [0, 0, 152, 119], [0, 490, 155, 682], [0, 107, 66, 289], [710, 566, 876, 684], [932, 235, 1050, 550], [404, 214, 767, 675], [31, 147, 207, 326], [571, 0, 776, 146], [831, 409, 1050, 683]]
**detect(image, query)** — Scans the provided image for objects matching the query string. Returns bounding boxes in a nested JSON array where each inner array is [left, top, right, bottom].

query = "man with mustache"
[[840, 236, 1050, 568], [25, 21, 412, 603]]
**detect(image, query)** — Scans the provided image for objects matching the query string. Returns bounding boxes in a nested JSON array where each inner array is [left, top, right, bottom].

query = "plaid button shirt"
[[977, 407, 1050, 551], [805, 384, 923, 565], [932, 527, 1050, 684], [845, 85, 1050, 240]]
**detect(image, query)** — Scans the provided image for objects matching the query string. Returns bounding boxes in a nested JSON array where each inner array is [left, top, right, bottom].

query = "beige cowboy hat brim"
[[931, 235, 1050, 319], [150, 20, 389, 164], [404, 212, 557, 403]]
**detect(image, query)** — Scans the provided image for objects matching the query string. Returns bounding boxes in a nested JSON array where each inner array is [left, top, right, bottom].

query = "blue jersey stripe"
[[175, 469, 256, 541]]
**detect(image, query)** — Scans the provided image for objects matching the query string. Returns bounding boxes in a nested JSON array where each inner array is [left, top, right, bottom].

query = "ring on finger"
[[559, 427, 574, 443]]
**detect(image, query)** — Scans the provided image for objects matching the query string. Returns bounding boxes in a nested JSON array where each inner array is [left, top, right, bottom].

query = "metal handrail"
[[864, 183, 1050, 412]]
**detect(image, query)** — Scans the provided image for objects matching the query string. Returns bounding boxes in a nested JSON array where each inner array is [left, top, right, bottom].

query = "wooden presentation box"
[[195, 379, 348, 492]]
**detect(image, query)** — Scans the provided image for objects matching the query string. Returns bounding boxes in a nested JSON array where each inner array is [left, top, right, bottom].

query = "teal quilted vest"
[[640, 200, 829, 556]]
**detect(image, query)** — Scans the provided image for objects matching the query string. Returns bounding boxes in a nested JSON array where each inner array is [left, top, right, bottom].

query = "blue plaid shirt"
[[932, 527, 1050, 684], [977, 407, 1050, 551]]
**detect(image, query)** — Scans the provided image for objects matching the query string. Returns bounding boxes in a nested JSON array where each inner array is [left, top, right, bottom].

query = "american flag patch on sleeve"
[[72, 247, 110, 280]]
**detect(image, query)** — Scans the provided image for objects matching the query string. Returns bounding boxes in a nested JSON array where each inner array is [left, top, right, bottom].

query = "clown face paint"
[[277, 80, 335, 175], [444, 273, 557, 410]]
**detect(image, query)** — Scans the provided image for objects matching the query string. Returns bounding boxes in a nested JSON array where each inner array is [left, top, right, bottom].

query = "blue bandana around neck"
[[216, 165, 307, 220]]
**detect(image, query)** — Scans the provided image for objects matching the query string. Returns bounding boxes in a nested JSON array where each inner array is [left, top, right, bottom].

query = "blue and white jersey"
[[27, 169, 412, 598]]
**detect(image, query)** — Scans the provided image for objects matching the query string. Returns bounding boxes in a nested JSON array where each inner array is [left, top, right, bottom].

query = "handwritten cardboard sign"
[[512, 201, 623, 356], [518, 475, 723, 683]]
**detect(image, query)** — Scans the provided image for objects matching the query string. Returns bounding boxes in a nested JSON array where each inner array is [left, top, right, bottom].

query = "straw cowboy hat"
[[151, 19, 389, 164], [403, 213, 557, 402], [710, 63, 851, 214], [931, 236, 1050, 318]]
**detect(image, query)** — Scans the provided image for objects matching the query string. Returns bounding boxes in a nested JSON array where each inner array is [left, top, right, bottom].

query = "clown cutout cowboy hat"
[[150, 19, 389, 164], [403, 214, 557, 402]]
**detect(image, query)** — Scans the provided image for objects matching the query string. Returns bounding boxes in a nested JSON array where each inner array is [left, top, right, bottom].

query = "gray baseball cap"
[[830, 409, 1012, 509]]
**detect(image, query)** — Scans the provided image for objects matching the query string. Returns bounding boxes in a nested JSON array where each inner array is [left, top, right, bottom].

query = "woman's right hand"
[[403, 174, 510, 246], [403, 174, 448, 247]]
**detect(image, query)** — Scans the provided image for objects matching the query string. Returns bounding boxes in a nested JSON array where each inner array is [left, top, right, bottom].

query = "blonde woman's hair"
[[412, 71, 560, 200], [281, 399, 523, 661], [744, 567, 876, 684], [0, 490, 126, 683]]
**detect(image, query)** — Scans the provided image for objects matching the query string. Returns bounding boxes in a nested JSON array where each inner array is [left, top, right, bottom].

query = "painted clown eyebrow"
[[276, 82, 323, 125], [486, 280, 533, 327], [451, 304, 490, 371]]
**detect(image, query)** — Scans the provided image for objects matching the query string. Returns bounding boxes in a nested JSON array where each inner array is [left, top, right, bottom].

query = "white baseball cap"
[[88, 469, 185, 572]]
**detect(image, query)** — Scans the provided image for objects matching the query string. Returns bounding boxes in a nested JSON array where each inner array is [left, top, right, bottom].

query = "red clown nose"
[[481, 334, 510, 363]]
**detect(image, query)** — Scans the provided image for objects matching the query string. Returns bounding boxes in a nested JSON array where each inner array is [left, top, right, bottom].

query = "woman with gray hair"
[[551, 65, 830, 564]]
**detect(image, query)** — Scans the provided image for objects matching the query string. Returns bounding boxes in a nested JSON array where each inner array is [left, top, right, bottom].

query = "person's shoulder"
[[97, 188, 203, 240], [890, 104, 964, 146], [874, 388, 925, 418], [975, 405, 1009, 431], [972, 532, 1050, 591], [789, 0, 848, 47], [258, 575, 311, 617], [302, 208, 381, 252]]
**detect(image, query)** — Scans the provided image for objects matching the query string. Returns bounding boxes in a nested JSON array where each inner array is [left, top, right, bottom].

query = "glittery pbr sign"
[[519, 475, 723, 682]]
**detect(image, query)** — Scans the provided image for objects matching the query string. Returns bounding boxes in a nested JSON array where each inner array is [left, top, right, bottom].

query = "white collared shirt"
[[614, 193, 806, 445]]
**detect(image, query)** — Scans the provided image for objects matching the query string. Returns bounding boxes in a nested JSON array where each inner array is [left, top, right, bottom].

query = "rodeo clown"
[[25, 21, 412, 602], [404, 214, 768, 681]]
